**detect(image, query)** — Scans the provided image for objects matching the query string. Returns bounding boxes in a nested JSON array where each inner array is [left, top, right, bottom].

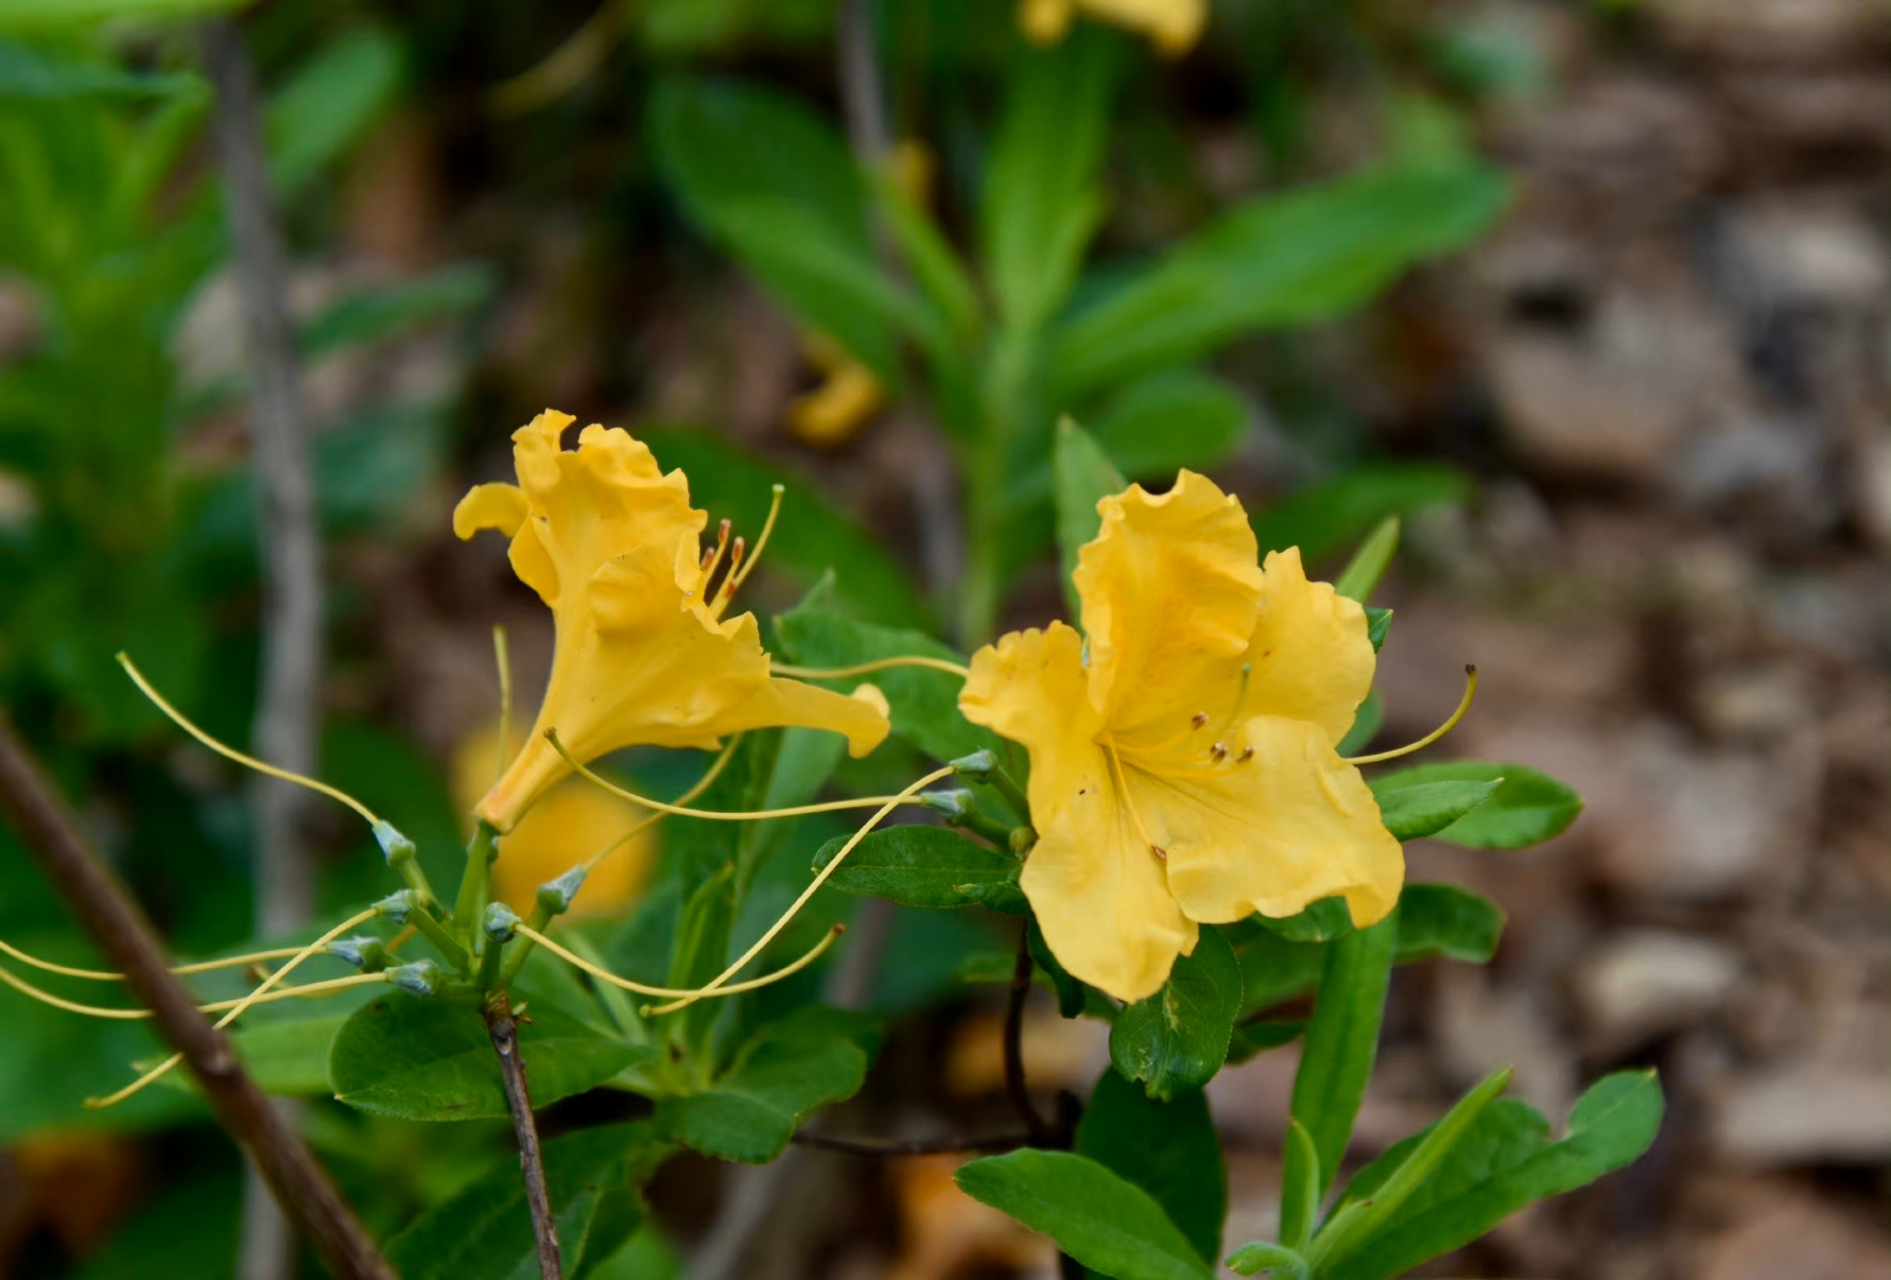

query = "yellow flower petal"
[[459, 413, 892, 830], [960, 622, 1103, 762], [1018, 0, 1076, 45], [1075, 469, 1263, 742], [1022, 773, 1200, 1003], [1237, 548, 1377, 746], [453, 483, 527, 539], [964, 624, 1194, 1002], [1154, 715, 1403, 928]]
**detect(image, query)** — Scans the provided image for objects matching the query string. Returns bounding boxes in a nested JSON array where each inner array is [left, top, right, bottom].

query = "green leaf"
[[1054, 418, 1127, 619], [1109, 926, 1243, 1100], [1364, 608, 1393, 652], [386, 1123, 663, 1280], [640, 428, 929, 628], [1309, 1067, 1512, 1272], [1256, 896, 1355, 944], [1398, 761, 1583, 849], [1091, 369, 1247, 481], [665, 864, 737, 1054], [1249, 464, 1472, 565], [1369, 776, 1502, 842], [300, 263, 495, 357], [954, 1150, 1212, 1280], [873, 172, 980, 344], [266, 25, 403, 196], [1226, 1017, 1306, 1065], [1337, 688, 1384, 756], [0, 42, 202, 99], [184, 1012, 348, 1098], [650, 76, 899, 379], [1396, 883, 1504, 964], [1051, 163, 1510, 397], [1279, 1118, 1322, 1249], [1333, 517, 1399, 604], [812, 826, 1024, 913], [770, 605, 991, 760], [1077, 1069, 1227, 1267], [329, 994, 647, 1121], [1028, 921, 1094, 1020], [1288, 913, 1398, 1197], [1233, 927, 1327, 1012], [1322, 1071, 1663, 1280], [0, 0, 236, 28], [655, 1005, 878, 1164], [1226, 1241, 1310, 1278], [981, 28, 1119, 334]]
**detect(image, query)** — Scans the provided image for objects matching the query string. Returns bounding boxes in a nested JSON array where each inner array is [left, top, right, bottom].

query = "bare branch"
[[484, 990, 564, 1280], [0, 719, 393, 1280]]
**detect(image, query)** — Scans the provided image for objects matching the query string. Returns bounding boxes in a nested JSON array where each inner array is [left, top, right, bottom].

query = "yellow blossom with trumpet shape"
[[959, 471, 1401, 1003], [455, 410, 891, 832], [1018, 0, 1207, 56], [451, 721, 650, 918]]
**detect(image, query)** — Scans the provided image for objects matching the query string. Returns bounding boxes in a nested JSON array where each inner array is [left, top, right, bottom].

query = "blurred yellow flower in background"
[[788, 332, 886, 449], [456, 410, 891, 832], [452, 721, 649, 918], [1018, 0, 1207, 55], [960, 470, 1399, 1003]]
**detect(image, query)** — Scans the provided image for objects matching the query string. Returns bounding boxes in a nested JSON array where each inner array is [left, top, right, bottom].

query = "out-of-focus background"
[[0, 1, 1886, 1277]]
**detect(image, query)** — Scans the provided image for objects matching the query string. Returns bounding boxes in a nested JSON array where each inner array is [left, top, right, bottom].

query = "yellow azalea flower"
[[451, 722, 649, 918], [788, 332, 886, 449], [959, 470, 1400, 1002], [1018, 0, 1207, 56], [456, 410, 892, 832]]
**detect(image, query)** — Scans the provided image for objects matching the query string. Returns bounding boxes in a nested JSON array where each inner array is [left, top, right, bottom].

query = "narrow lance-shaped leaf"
[[1323, 1071, 1664, 1280], [1306, 1066, 1514, 1271], [955, 1150, 1212, 1280], [1287, 912, 1399, 1198], [1077, 1069, 1228, 1267], [1053, 418, 1127, 620]]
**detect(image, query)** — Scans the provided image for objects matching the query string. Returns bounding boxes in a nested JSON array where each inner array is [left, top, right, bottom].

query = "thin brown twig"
[[1006, 923, 1053, 1145], [0, 719, 393, 1280], [791, 1130, 1032, 1157], [484, 988, 563, 1280]]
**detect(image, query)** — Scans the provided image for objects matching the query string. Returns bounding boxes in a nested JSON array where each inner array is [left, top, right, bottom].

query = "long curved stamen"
[[1210, 663, 1254, 738], [493, 625, 514, 788], [118, 654, 383, 829], [0, 938, 310, 983], [1102, 737, 1166, 860], [645, 763, 957, 1016], [1345, 665, 1478, 766], [547, 731, 929, 822], [770, 655, 970, 681], [85, 906, 379, 1109], [721, 484, 784, 601], [515, 921, 843, 999], [0, 965, 386, 1023], [581, 735, 743, 874]]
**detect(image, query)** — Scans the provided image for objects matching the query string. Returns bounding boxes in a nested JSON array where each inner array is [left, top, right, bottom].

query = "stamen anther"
[[1209, 743, 1227, 762], [1190, 712, 1208, 729], [1237, 746, 1254, 763]]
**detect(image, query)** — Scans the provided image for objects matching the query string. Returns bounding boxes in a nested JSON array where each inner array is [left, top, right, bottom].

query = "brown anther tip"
[[1209, 743, 1227, 760], [1190, 712, 1208, 728], [1464, 663, 1477, 675], [832, 923, 847, 935], [718, 518, 731, 535], [1150, 844, 1167, 860], [1237, 746, 1254, 762]]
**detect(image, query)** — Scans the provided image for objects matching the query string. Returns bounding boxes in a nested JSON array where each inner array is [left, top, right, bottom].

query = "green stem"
[[407, 904, 470, 974], [497, 901, 554, 988], [452, 821, 498, 952]]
